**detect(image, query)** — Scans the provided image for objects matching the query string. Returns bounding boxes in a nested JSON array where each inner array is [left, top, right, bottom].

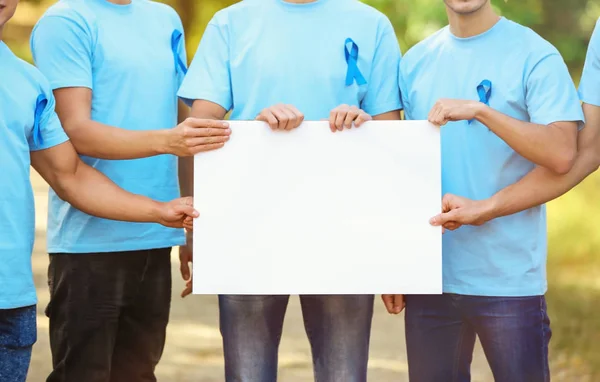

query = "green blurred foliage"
[[6, 0, 600, 379]]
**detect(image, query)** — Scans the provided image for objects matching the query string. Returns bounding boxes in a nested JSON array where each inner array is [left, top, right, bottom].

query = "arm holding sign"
[[428, 99, 578, 176], [429, 52, 583, 175], [431, 103, 600, 230], [32, 141, 198, 230], [31, 15, 230, 160]]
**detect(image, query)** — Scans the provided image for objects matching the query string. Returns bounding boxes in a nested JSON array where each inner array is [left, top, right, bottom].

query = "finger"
[[438, 109, 451, 126], [381, 295, 396, 314], [431, 107, 444, 126], [286, 105, 305, 129], [179, 249, 191, 280], [187, 136, 230, 148], [329, 109, 339, 132], [185, 118, 229, 129], [186, 126, 232, 137], [443, 221, 461, 231], [335, 108, 348, 131], [427, 103, 439, 123], [393, 295, 405, 314], [343, 107, 360, 130], [183, 219, 193, 231], [257, 110, 279, 130], [190, 143, 225, 155], [271, 106, 291, 131], [280, 106, 298, 131], [181, 281, 192, 298], [354, 112, 372, 128], [180, 196, 193, 206]]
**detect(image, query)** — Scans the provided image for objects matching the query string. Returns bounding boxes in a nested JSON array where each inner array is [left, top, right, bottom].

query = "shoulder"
[[39, 0, 96, 26], [34, 0, 96, 36], [401, 27, 448, 77], [139, 0, 182, 26], [208, 0, 263, 27], [504, 20, 562, 64], [338, 0, 395, 33], [12, 57, 52, 94]]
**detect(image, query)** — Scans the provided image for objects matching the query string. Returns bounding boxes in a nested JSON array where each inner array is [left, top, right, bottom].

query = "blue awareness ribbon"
[[344, 38, 367, 87], [32, 94, 47, 147], [171, 30, 188, 75], [469, 79, 492, 125]]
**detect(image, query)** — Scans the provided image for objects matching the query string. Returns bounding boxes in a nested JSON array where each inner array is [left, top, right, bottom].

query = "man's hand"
[[179, 231, 193, 298], [256, 104, 304, 131], [381, 294, 405, 314], [429, 194, 496, 232], [428, 99, 484, 126], [167, 117, 231, 156], [181, 277, 193, 298], [156, 197, 198, 230], [329, 104, 372, 132]]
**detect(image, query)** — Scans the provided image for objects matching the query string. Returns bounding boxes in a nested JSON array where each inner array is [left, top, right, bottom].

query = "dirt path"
[[27, 172, 493, 382]]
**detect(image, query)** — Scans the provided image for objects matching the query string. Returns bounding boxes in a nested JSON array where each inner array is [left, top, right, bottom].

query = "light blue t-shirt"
[[31, 0, 187, 253], [400, 18, 584, 297], [580, 18, 600, 106], [178, 0, 402, 120], [0, 41, 69, 309]]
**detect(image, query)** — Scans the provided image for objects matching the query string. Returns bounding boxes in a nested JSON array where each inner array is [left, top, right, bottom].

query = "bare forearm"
[[476, 106, 577, 174], [67, 119, 171, 160], [54, 161, 164, 223], [488, 151, 598, 219]]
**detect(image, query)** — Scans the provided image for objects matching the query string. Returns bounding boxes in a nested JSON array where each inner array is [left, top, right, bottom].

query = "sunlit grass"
[[547, 171, 600, 379]]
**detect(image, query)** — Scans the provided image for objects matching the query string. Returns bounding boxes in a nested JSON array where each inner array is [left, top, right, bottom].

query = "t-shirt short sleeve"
[[360, 18, 403, 116], [177, 18, 233, 111], [525, 51, 584, 127], [398, 62, 412, 120], [579, 19, 600, 106], [28, 76, 69, 152], [30, 13, 94, 90]]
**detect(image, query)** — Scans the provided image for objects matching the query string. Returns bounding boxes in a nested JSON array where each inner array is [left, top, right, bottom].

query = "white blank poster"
[[193, 121, 441, 295]]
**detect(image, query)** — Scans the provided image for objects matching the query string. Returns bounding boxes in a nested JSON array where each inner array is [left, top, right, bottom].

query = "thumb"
[[175, 203, 200, 219], [430, 209, 460, 226]]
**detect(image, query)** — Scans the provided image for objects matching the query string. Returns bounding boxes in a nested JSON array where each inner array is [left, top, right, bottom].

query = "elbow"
[[549, 149, 576, 175]]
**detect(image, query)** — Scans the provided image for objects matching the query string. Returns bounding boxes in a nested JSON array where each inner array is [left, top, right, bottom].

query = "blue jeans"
[[405, 294, 551, 382], [219, 294, 374, 382], [0, 305, 37, 382]]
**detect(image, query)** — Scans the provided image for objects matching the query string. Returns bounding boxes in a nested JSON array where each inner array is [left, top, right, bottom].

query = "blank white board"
[[193, 121, 441, 295]]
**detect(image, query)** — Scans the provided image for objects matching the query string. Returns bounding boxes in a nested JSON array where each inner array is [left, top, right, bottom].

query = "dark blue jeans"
[[219, 294, 374, 382], [405, 294, 551, 382], [0, 305, 37, 382]]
